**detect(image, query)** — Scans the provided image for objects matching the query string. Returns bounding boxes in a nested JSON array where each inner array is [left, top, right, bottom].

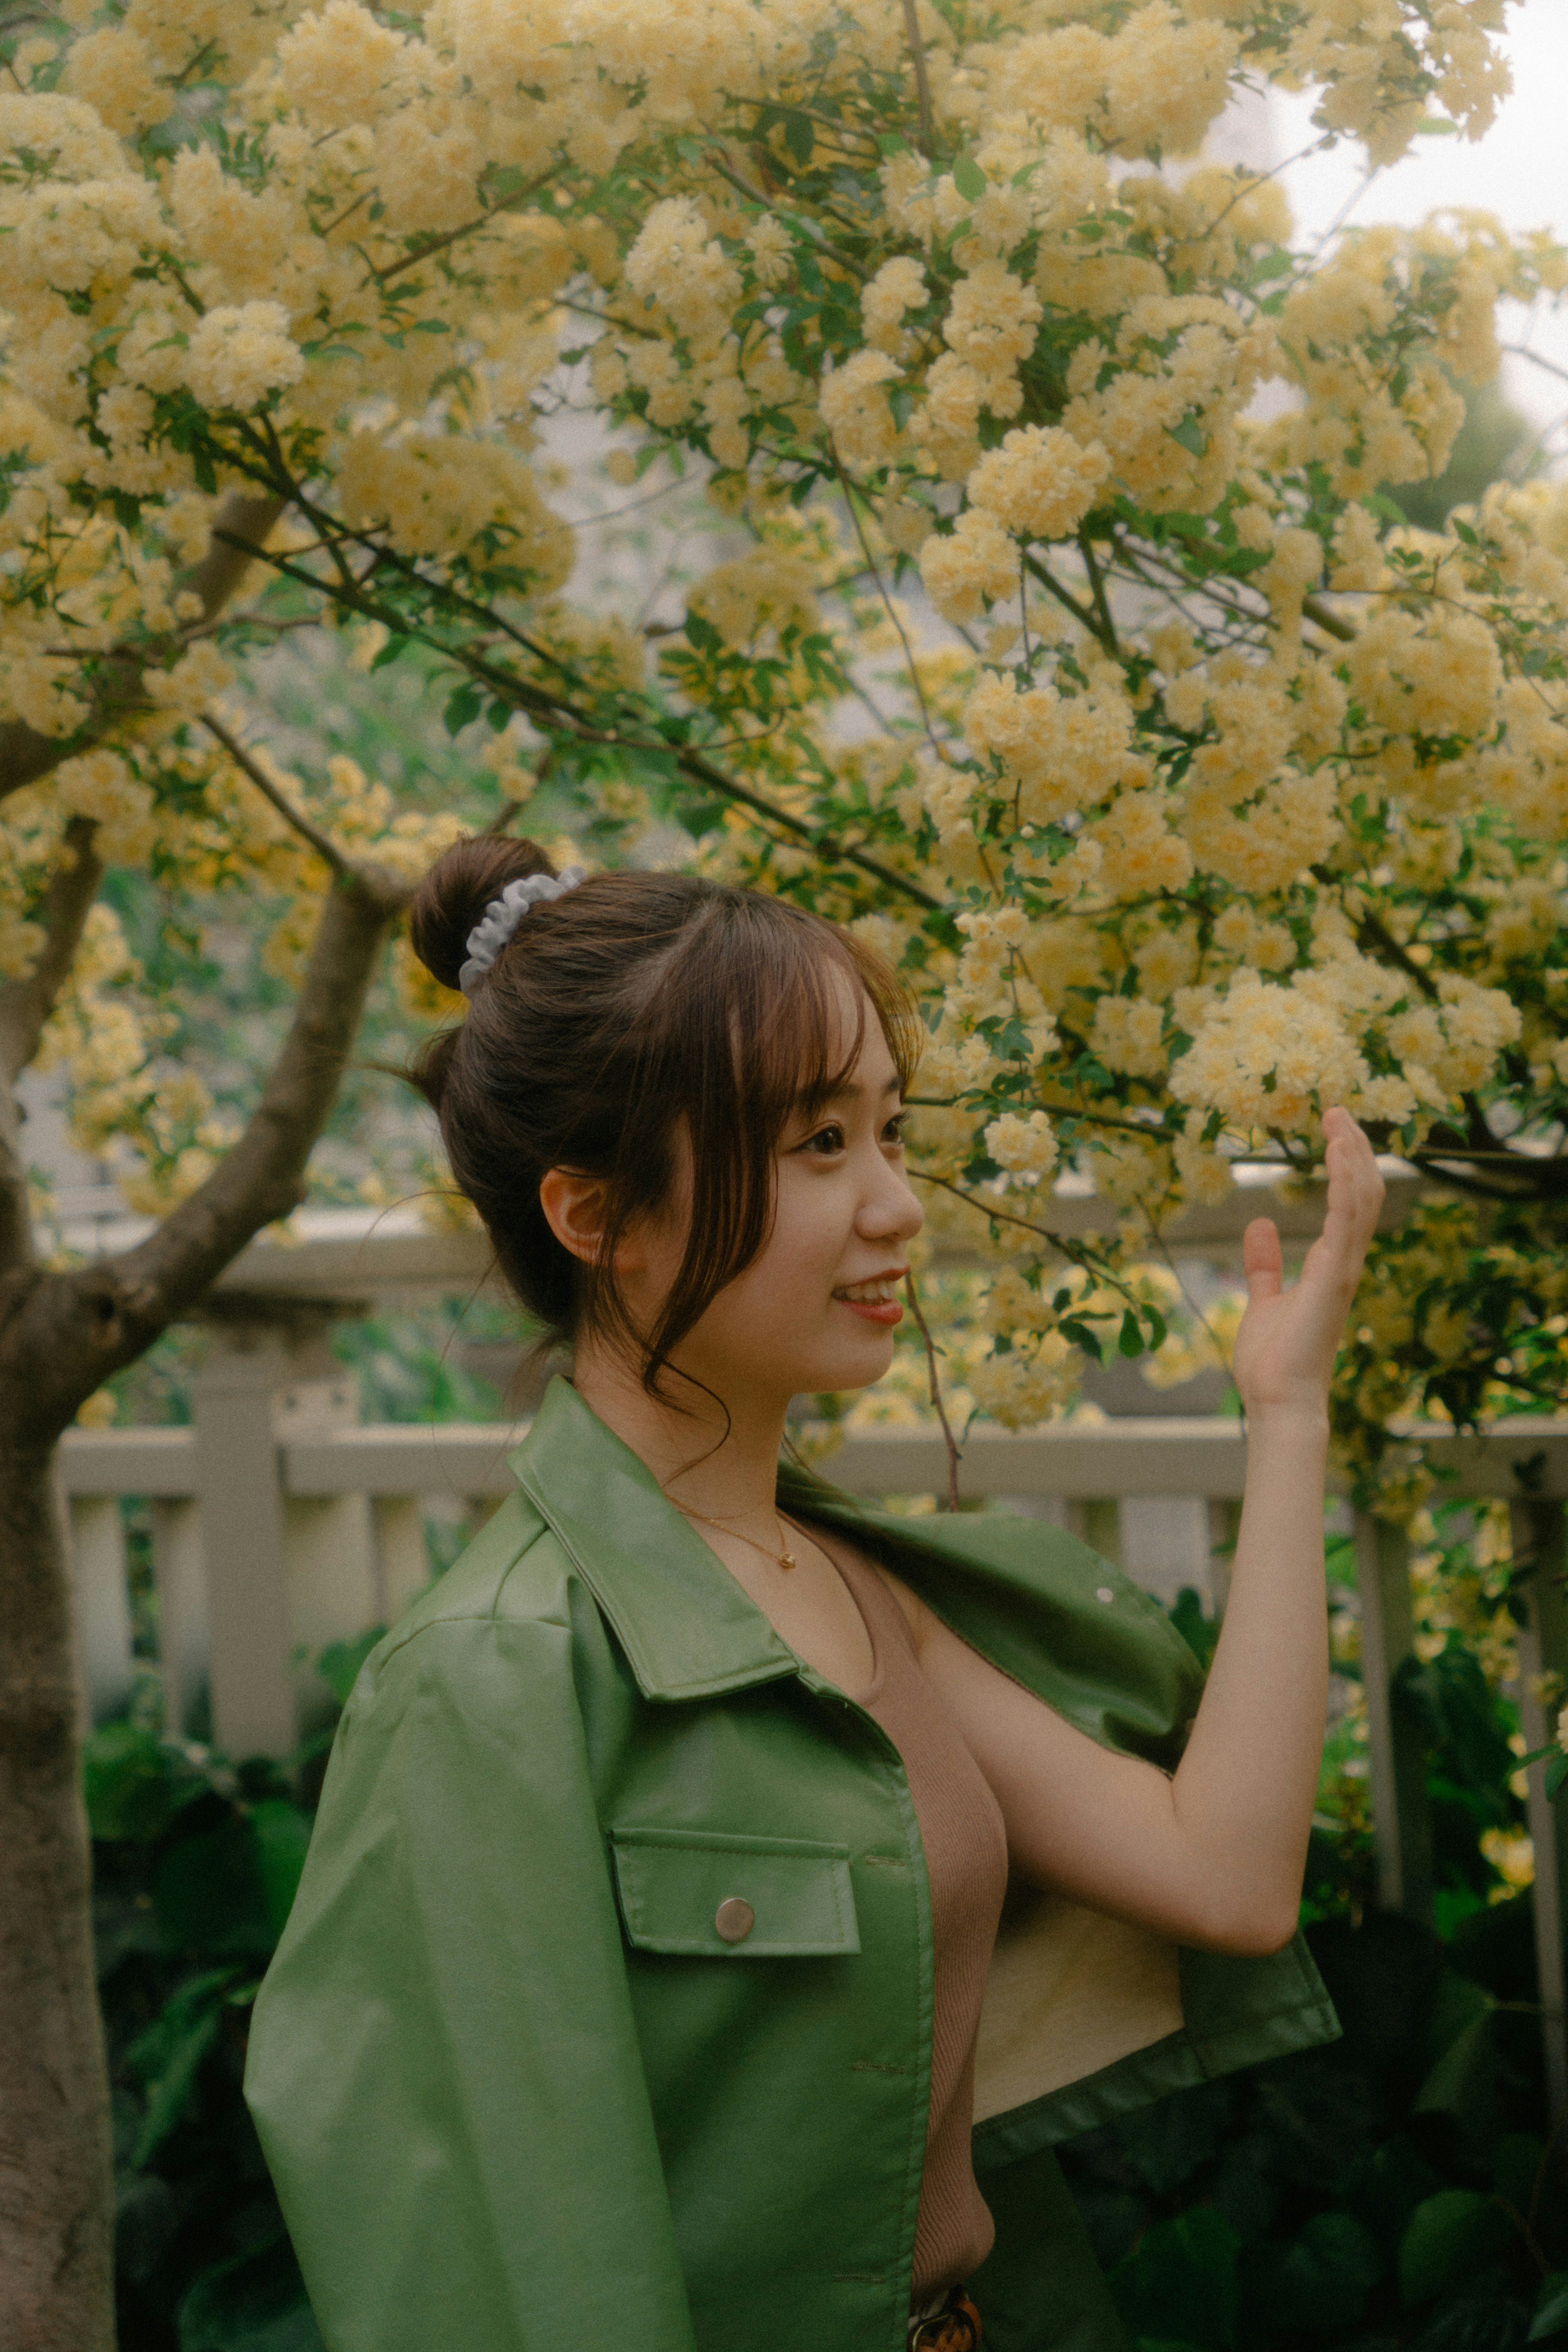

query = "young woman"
[[245, 839, 1384, 2352]]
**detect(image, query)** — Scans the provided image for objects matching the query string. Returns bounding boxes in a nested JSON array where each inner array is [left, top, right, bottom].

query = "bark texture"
[[0, 794, 406, 2346], [0, 1443, 115, 2352]]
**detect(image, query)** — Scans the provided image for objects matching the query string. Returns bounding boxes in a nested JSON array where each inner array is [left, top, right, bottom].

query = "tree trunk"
[[0, 853, 409, 2349], [0, 1435, 114, 2352]]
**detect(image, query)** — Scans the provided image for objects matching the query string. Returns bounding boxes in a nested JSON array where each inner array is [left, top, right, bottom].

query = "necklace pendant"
[[780, 1550, 796, 1571]]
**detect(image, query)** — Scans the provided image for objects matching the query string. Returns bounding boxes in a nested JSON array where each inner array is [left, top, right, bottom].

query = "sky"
[[1266, 0, 1568, 455]]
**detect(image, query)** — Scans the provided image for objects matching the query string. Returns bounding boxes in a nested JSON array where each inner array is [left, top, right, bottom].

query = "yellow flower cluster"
[[6, 0, 1566, 1496], [984, 1108, 1060, 1185], [959, 671, 1139, 827]]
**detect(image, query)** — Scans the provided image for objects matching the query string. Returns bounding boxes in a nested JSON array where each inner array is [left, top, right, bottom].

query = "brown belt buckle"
[[910, 2291, 982, 2350]]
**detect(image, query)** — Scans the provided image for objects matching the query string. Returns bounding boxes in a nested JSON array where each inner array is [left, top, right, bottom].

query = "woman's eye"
[[883, 1116, 906, 1148], [800, 1123, 846, 1155]]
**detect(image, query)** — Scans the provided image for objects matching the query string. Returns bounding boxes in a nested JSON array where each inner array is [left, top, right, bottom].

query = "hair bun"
[[408, 835, 559, 994]]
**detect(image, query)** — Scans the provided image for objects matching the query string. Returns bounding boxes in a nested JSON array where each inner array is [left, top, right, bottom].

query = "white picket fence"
[[59, 1378, 1568, 2125]]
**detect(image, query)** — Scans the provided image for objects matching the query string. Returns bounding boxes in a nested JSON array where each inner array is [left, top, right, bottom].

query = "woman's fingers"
[[1317, 1108, 1385, 1269], [1326, 1105, 1382, 1242], [1242, 1215, 1283, 1304]]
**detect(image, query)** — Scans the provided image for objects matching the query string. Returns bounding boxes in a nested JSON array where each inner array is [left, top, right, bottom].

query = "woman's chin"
[[790, 1334, 900, 1398]]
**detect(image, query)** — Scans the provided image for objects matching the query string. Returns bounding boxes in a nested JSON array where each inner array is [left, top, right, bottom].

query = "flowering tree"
[[2, 0, 1564, 2336]]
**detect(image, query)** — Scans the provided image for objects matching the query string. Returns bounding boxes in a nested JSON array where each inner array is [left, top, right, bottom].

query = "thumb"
[[1243, 1215, 1283, 1306]]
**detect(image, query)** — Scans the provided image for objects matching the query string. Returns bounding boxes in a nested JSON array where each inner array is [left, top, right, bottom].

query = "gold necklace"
[[670, 1497, 798, 1571]]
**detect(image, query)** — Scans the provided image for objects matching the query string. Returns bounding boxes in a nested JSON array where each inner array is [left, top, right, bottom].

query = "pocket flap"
[[609, 1826, 860, 1957]]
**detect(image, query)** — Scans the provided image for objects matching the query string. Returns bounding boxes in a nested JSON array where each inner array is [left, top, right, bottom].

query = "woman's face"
[[626, 972, 927, 1411]]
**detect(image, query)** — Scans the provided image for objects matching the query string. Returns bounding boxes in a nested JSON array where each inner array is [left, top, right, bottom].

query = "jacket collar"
[[507, 1376, 802, 1703]]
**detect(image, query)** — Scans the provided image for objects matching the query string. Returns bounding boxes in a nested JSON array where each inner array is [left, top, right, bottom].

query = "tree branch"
[[0, 490, 285, 805], [1077, 528, 1119, 654], [370, 172, 557, 288], [900, 0, 934, 154], [1023, 551, 1112, 650], [5, 858, 412, 1441], [206, 518, 949, 910], [200, 709, 355, 878], [1301, 592, 1356, 645], [0, 818, 104, 1281], [0, 817, 102, 1087]]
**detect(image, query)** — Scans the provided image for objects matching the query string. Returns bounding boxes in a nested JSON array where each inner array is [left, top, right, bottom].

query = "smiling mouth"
[[831, 1271, 908, 1323]]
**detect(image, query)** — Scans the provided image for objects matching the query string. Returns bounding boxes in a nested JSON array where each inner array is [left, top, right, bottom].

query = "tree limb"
[[900, 0, 934, 155], [0, 817, 102, 1088], [370, 172, 557, 288], [205, 519, 949, 910], [1301, 592, 1356, 644], [0, 817, 104, 1279], [1077, 528, 1119, 654], [1023, 551, 1112, 650], [200, 710, 355, 878], [0, 490, 285, 805], [3, 857, 411, 1442]]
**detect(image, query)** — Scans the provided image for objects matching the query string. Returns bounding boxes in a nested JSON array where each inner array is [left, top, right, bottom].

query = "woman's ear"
[[539, 1168, 609, 1266], [539, 1170, 648, 1274]]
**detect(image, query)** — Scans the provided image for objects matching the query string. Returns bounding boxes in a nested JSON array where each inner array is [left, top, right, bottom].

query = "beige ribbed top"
[[805, 1525, 1010, 2296]]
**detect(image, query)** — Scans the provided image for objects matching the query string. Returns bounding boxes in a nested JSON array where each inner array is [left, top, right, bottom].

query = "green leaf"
[[126, 1970, 234, 2167], [1398, 2189, 1512, 2307], [952, 151, 987, 202], [1248, 249, 1293, 284], [441, 680, 483, 735], [312, 1627, 385, 1707], [783, 111, 814, 166], [1169, 1587, 1220, 1670], [249, 1801, 314, 1940], [368, 633, 409, 671], [1249, 2211, 1383, 2334], [1118, 1308, 1145, 1358], [1059, 1318, 1103, 1362], [1530, 2273, 1568, 2343], [1420, 2004, 1504, 2154], [1494, 2134, 1546, 2210], [1167, 414, 1207, 457], [1111, 2207, 1240, 2351], [178, 2233, 324, 2352], [154, 1820, 276, 1960], [82, 1721, 206, 1844], [1549, 1752, 1568, 1799]]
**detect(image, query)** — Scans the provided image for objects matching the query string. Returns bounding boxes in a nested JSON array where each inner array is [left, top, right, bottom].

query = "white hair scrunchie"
[[458, 865, 586, 995]]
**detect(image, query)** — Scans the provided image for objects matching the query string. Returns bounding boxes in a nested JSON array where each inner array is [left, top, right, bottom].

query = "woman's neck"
[[568, 1336, 791, 1525]]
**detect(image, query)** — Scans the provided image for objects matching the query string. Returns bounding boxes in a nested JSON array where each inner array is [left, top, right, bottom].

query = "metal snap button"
[[714, 1896, 755, 1944]]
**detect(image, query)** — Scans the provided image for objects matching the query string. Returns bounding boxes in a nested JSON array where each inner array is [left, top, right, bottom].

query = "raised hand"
[[1229, 1107, 1385, 1421]]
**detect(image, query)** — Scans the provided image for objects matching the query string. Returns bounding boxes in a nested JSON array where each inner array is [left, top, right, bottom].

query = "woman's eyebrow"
[[815, 1075, 904, 1107]]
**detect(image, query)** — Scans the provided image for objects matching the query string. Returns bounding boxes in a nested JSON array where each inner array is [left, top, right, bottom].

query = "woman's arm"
[[896, 1106, 1384, 1957]]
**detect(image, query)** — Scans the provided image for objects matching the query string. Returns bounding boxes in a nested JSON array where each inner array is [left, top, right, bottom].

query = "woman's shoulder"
[[349, 1488, 588, 1710]]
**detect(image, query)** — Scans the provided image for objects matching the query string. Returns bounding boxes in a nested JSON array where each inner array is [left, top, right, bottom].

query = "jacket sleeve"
[[243, 1605, 697, 2352]]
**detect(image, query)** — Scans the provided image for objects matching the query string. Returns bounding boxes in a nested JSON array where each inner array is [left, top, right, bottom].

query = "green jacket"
[[245, 1376, 1339, 2352]]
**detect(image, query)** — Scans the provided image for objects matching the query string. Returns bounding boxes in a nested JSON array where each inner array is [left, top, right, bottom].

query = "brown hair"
[[406, 836, 920, 1397]]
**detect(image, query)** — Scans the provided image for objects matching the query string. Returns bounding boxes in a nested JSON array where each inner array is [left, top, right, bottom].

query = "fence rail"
[[59, 1398, 1568, 2126]]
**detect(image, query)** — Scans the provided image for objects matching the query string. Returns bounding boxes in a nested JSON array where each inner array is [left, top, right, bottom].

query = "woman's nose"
[[858, 1162, 924, 1243]]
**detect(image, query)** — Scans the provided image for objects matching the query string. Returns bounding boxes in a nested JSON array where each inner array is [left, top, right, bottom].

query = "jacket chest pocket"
[[609, 1826, 861, 1958]]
